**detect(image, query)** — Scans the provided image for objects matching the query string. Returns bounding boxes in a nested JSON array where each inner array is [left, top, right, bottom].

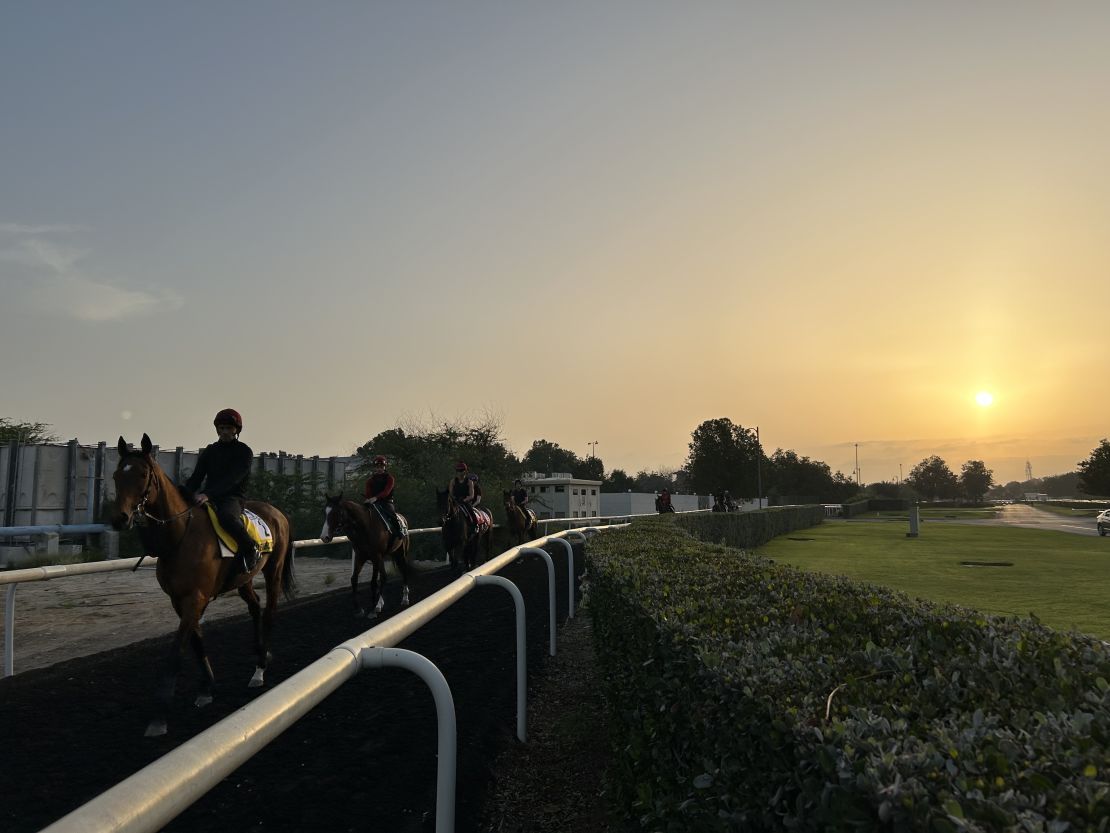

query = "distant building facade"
[[521, 472, 601, 519]]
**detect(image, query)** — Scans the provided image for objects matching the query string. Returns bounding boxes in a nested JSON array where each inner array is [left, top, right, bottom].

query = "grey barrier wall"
[[0, 441, 351, 531]]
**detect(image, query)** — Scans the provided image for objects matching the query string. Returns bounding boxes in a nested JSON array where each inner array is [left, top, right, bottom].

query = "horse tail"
[[281, 513, 297, 600]]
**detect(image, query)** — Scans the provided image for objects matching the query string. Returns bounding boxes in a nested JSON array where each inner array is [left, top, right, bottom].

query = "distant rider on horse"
[[364, 454, 404, 548], [184, 408, 258, 573], [511, 478, 529, 510], [656, 488, 674, 513], [450, 462, 480, 529]]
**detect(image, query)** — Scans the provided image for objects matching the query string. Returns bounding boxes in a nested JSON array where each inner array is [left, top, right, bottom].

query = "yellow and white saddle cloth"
[[205, 505, 275, 559]]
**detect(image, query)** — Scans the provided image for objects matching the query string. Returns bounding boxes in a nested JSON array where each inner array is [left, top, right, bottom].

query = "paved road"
[[953, 503, 1105, 537]]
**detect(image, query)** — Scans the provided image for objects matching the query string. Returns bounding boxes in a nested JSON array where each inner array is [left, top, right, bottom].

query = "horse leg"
[[237, 580, 267, 687], [367, 556, 384, 619], [189, 627, 216, 708], [393, 542, 412, 607], [146, 592, 205, 737], [351, 552, 368, 617]]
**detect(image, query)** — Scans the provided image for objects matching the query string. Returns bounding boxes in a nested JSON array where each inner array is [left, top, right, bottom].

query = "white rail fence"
[[37, 525, 623, 833], [1, 511, 685, 678]]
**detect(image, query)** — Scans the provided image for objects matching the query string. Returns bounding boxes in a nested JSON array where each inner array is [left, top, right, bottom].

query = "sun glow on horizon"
[[975, 391, 994, 407]]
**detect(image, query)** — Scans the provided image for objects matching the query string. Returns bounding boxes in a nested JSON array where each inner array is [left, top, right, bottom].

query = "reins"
[[128, 459, 195, 571]]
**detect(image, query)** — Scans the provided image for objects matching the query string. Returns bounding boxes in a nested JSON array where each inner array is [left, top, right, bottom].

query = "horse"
[[435, 488, 493, 571], [502, 490, 538, 546], [319, 494, 412, 618], [110, 434, 295, 737]]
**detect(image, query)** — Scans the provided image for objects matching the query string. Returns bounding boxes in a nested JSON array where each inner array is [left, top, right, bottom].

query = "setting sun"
[[975, 391, 994, 407]]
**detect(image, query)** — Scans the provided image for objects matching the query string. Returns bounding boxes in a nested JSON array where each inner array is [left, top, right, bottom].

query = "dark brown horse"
[[111, 434, 295, 737], [319, 494, 412, 618], [502, 490, 538, 546], [436, 488, 492, 571]]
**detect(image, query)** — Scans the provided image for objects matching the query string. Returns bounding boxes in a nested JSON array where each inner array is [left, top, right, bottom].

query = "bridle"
[[122, 457, 194, 529], [121, 455, 194, 571], [324, 501, 347, 538]]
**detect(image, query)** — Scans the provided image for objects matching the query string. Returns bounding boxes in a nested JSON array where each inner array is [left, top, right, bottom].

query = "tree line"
[[6, 415, 1110, 528]]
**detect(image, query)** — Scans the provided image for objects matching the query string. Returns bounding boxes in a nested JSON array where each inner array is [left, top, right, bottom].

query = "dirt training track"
[[0, 546, 582, 833]]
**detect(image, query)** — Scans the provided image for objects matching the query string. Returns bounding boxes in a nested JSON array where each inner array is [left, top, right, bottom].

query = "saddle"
[[472, 508, 493, 536], [205, 505, 274, 559], [369, 504, 409, 541]]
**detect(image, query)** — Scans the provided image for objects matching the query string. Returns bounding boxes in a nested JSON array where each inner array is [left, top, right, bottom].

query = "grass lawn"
[[759, 520, 1110, 640], [1027, 503, 1102, 518]]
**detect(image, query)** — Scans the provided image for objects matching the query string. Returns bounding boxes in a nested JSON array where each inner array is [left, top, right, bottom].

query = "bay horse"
[[436, 488, 493, 571], [111, 434, 295, 737], [319, 494, 412, 618], [502, 490, 538, 546]]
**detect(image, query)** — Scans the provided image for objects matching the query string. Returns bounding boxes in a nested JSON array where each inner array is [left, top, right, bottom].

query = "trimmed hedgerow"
[[674, 505, 825, 551], [587, 516, 1110, 832]]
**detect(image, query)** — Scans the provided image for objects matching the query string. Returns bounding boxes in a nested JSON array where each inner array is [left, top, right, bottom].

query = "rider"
[[184, 408, 258, 573], [364, 454, 403, 546], [469, 472, 483, 508], [510, 478, 529, 510], [657, 488, 673, 513], [449, 462, 479, 528]]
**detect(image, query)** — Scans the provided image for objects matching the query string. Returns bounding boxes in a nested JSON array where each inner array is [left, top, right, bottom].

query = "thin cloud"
[[0, 222, 83, 236], [0, 223, 182, 323]]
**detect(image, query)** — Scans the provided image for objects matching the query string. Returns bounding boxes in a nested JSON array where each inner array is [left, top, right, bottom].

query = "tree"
[[633, 469, 675, 493], [906, 456, 959, 500], [684, 418, 762, 498], [959, 460, 994, 503], [354, 416, 519, 527], [765, 449, 844, 502], [0, 418, 57, 444], [602, 469, 635, 493], [520, 440, 578, 476], [1077, 439, 1110, 497]]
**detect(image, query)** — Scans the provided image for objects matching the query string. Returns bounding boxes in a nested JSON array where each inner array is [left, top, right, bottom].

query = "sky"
[[3, 2, 1110, 486]]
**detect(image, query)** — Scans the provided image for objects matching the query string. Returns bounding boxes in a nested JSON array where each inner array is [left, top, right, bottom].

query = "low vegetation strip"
[[587, 515, 1110, 832]]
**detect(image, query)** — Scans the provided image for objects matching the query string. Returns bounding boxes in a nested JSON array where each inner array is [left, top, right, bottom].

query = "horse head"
[[111, 434, 161, 530], [320, 493, 346, 543]]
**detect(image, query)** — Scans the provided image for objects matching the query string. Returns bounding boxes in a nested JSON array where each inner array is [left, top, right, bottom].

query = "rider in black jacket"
[[184, 408, 258, 573]]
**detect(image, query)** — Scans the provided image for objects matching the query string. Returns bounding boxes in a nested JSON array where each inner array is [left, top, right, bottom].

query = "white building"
[[521, 472, 602, 519]]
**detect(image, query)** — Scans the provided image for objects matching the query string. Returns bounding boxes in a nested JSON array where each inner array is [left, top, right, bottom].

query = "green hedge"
[[674, 505, 825, 550], [587, 516, 1110, 832]]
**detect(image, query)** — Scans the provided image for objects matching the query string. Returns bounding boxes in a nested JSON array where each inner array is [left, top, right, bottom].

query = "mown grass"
[[760, 520, 1110, 640]]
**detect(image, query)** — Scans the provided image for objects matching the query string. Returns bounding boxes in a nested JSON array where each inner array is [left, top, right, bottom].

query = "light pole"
[[587, 440, 598, 459], [855, 443, 860, 488], [756, 426, 763, 509]]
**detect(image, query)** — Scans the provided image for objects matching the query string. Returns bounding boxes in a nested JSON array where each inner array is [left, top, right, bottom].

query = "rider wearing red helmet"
[[364, 454, 403, 544], [184, 408, 258, 572]]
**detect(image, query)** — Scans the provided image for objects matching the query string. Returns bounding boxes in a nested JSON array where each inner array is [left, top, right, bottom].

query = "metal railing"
[[38, 525, 617, 833], [1, 510, 696, 678]]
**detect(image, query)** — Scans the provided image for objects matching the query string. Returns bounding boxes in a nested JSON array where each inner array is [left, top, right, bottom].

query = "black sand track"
[[0, 544, 583, 833]]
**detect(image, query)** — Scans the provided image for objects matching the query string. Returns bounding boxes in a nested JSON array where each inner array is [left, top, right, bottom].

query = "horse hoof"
[[145, 720, 168, 738], [248, 667, 265, 688], [195, 694, 213, 708]]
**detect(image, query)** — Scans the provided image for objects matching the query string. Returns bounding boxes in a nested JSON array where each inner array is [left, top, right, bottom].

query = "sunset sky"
[[3, 3, 1109, 485]]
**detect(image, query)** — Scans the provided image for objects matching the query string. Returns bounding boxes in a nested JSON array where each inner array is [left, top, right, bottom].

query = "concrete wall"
[[0, 441, 350, 530], [600, 492, 708, 515]]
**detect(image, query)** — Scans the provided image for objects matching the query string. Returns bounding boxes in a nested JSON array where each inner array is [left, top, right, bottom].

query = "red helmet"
[[213, 408, 242, 431], [455, 461, 468, 472], [372, 455, 387, 466]]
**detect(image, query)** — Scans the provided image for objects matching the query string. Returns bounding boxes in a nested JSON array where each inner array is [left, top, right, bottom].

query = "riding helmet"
[[372, 455, 387, 466], [213, 408, 243, 431], [455, 462, 468, 472]]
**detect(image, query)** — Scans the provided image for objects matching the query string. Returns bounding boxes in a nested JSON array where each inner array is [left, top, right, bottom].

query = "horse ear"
[[117, 436, 128, 456], [141, 434, 153, 455]]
